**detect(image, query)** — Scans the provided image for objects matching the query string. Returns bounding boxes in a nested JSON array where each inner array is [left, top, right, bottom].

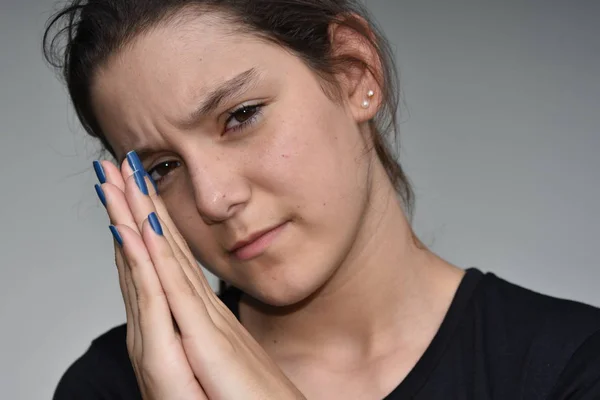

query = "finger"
[[157, 215, 212, 298], [121, 151, 198, 266], [147, 200, 235, 320], [119, 151, 223, 321], [102, 155, 220, 326], [123, 169, 160, 233], [93, 158, 147, 235], [101, 180, 141, 235], [95, 160, 126, 192], [152, 196, 216, 295], [100, 157, 226, 328], [114, 241, 137, 354], [98, 161, 143, 368], [118, 151, 163, 237], [93, 153, 141, 189], [119, 153, 215, 299], [113, 225, 208, 400], [122, 151, 159, 195], [114, 224, 177, 350], [145, 211, 231, 325], [111, 226, 143, 360], [146, 190, 218, 300], [141, 215, 217, 341], [151, 193, 198, 265]]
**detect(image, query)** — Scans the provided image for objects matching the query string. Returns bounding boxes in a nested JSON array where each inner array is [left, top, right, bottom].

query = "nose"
[[186, 156, 251, 225]]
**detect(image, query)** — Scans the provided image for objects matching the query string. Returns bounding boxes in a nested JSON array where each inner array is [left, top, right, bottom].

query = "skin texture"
[[92, 11, 464, 400], [99, 160, 306, 399]]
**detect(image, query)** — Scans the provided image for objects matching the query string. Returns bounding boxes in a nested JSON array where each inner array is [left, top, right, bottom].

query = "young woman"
[[44, 1, 600, 399]]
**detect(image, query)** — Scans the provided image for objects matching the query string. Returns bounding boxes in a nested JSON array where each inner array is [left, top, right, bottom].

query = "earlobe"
[[344, 65, 381, 123], [353, 85, 379, 123], [328, 20, 383, 123], [361, 89, 375, 109]]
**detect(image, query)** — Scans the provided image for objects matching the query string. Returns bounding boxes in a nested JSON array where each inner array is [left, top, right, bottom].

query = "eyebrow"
[[178, 67, 262, 128], [117, 68, 262, 164]]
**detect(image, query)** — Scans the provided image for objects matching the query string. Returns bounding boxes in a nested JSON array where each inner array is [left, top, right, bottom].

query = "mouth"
[[228, 222, 288, 261]]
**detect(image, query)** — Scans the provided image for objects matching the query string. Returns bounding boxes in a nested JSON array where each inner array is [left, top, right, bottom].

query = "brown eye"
[[148, 160, 181, 183], [232, 105, 258, 123], [225, 104, 263, 132]]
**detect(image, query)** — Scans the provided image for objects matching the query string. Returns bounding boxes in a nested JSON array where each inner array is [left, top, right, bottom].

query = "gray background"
[[1, 0, 598, 398]]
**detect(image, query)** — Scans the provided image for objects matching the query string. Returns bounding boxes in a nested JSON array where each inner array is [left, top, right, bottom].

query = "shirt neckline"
[[220, 268, 486, 399], [384, 267, 485, 398]]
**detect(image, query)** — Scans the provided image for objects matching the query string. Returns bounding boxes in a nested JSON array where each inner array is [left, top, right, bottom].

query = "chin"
[[255, 288, 314, 308], [240, 265, 335, 309]]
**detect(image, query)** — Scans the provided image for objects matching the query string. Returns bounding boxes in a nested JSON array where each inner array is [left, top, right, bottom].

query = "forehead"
[[90, 11, 292, 160], [100, 11, 264, 93]]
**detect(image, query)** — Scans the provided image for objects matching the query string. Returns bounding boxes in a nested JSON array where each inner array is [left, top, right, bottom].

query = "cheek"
[[160, 184, 220, 261], [171, 208, 209, 247], [249, 100, 369, 219]]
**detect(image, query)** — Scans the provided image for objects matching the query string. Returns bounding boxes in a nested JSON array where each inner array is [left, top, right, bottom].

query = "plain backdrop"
[[1, 0, 598, 398]]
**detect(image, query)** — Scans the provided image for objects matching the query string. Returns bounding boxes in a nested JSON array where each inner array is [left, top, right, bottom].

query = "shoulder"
[[470, 269, 600, 398], [53, 324, 140, 400], [475, 271, 600, 340], [53, 290, 239, 399], [551, 329, 600, 399]]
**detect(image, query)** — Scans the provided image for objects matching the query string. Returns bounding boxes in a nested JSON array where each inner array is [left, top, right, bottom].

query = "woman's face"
[[92, 12, 378, 305]]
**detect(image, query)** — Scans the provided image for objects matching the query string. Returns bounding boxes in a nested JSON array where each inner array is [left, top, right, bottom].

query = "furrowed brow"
[[116, 69, 262, 164], [179, 67, 261, 127]]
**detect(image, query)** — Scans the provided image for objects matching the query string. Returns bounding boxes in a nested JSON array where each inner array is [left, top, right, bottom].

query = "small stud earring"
[[367, 89, 375, 98], [361, 100, 370, 109]]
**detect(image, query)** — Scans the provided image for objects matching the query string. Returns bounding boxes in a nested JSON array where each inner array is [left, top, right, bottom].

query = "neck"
[[239, 162, 464, 365]]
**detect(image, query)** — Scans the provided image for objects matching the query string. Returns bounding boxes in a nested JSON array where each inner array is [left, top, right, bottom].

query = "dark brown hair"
[[43, 0, 413, 211], [44, 0, 418, 293]]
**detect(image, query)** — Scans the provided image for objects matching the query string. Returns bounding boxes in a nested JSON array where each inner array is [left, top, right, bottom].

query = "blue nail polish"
[[109, 225, 123, 247], [126, 150, 145, 173], [148, 212, 163, 235], [133, 170, 149, 195], [93, 160, 106, 184], [95, 184, 107, 207]]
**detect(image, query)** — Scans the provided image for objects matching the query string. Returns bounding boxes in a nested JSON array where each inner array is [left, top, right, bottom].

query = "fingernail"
[[109, 225, 123, 247], [146, 172, 159, 194], [94, 184, 106, 207], [126, 150, 145, 173], [148, 212, 163, 235], [93, 160, 106, 184], [133, 170, 149, 195]]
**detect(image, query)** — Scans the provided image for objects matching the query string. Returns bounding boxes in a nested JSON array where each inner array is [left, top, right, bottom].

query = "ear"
[[328, 17, 384, 124]]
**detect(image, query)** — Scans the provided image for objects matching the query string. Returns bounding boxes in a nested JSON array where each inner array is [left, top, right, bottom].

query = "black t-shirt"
[[53, 269, 600, 399]]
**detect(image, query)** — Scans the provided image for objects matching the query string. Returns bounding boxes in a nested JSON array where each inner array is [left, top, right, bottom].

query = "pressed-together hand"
[[93, 152, 305, 400]]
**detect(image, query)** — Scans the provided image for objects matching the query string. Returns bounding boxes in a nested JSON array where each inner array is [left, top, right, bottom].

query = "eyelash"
[[147, 160, 182, 187], [224, 102, 264, 134], [147, 102, 265, 186]]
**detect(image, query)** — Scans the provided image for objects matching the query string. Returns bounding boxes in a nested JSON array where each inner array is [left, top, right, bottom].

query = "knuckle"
[[136, 287, 167, 312], [127, 253, 152, 272], [139, 359, 158, 380], [179, 279, 198, 299], [139, 352, 169, 381], [156, 246, 176, 264]]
